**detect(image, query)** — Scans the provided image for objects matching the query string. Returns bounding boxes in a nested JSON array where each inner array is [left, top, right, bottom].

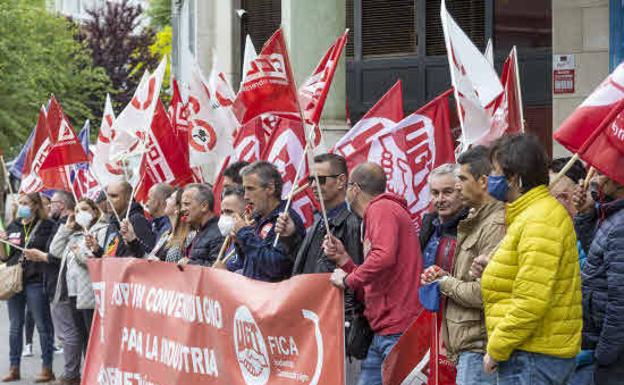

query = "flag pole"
[[90, 172, 122, 224], [513, 46, 525, 132], [0, 155, 14, 196], [550, 153, 580, 187], [441, 0, 467, 148], [273, 141, 310, 248]]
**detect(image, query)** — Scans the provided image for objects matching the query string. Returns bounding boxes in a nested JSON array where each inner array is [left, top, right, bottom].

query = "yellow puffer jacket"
[[481, 185, 582, 362]]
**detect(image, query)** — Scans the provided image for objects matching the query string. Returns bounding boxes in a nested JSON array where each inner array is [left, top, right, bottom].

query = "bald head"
[[350, 162, 387, 197], [107, 180, 133, 216]]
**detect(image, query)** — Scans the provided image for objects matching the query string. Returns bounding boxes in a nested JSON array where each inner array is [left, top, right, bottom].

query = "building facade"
[[167, 1, 613, 157]]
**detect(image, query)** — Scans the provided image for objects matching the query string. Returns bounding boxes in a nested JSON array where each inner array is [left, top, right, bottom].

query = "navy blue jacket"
[[188, 216, 224, 267], [236, 201, 305, 282], [580, 198, 624, 366]]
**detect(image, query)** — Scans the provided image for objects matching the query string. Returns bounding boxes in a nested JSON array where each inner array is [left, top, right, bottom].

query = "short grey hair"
[[150, 183, 174, 201], [183, 183, 215, 211], [53, 190, 76, 210], [240, 161, 283, 199], [428, 163, 459, 185]]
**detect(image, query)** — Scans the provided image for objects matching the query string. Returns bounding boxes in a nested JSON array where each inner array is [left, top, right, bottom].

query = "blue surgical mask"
[[488, 175, 509, 202], [17, 205, 32, 219]]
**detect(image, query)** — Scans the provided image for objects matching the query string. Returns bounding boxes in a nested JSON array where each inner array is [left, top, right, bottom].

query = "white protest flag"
[[441, 0, 503, 147], [92, 94, 124, 186], [240, 34, 257, 89], [187, 64, 234, 177], [109, 57, 167, 170], [484, 38, 494, 67], [208, 54, 241, 138]]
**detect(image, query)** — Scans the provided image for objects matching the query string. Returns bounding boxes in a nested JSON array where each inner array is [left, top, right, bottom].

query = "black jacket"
[[292, 203, 363, 321], [293, 203, 363, 274], [580, 198, 624, 366], [95, 202, 155, 258], [188, 216, 224, 267], [4, 218, 55, 286]]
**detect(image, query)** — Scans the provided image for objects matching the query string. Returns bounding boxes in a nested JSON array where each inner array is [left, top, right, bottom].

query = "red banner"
[[84, 259, 344, 385]]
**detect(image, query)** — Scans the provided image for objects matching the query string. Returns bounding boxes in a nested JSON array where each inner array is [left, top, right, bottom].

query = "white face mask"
[[75, 210, 94, 229], [218, 215, 236, 237]]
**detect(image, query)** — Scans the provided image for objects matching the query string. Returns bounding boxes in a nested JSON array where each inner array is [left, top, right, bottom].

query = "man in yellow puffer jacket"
[[480, 134, 582, 385]]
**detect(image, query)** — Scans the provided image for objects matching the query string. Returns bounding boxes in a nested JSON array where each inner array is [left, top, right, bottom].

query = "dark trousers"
[[595, 354, 624, 385]]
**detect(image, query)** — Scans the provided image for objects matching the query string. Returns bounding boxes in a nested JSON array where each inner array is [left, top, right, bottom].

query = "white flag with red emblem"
[[298, 30, 349, 147], [92, 94, 125, 187], [186, 64, 234, 173], [109, 57, 167, 165], [262, 118, 316, 228], [333, 80, 404, 165], [441, 0, 503, 147]]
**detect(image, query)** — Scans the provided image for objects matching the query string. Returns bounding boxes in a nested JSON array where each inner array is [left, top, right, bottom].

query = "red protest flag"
[[213, 116, 268, 213], [134, 101, 195, 203], [483, 47, 524, 145], [332, 80, 404, 161], [577, 98, 624, 186], [262, 117, 316, 228], [233, 28, 301, 125], [20, 106, 72, 193], [40, 96, 88, 170], [555, 62, 624, 153], [298, 30, 349, 146], [336, 88, 454, 231]]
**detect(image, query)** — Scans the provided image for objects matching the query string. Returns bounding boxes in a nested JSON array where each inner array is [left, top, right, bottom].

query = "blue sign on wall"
[[610, 0, 624, 70]]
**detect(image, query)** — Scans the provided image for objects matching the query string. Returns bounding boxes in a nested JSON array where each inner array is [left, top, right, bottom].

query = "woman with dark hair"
[[0, 192, 56, 382], [479, 134, 583, 384], [147, 188, 195, 263], [43, 198, 107, 384]]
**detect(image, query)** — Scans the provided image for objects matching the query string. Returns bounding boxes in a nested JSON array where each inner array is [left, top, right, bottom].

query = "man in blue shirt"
[[232, 161, 305, 282]]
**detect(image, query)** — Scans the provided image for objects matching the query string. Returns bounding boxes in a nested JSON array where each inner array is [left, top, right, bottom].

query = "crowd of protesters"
[[0, 133, 622, 385]]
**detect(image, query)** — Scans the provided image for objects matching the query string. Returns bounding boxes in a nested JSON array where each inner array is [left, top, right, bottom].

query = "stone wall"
[[552, 0, 610, 157]]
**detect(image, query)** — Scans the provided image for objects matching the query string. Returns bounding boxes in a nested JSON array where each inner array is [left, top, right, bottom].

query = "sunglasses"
[[307, 174, 341, 185]]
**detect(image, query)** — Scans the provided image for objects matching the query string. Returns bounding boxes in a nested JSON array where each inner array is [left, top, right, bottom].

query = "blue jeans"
[[357, 333, 401, 385], [568, 364, 594, 385], [7, 282, 54, 368], [456, 351, 496, 385], [497, 351, 576, 385]]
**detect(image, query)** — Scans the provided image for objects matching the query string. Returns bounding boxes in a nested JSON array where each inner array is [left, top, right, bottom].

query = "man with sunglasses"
[[276, 153, 363, 275], [275, 154, 364, 380]]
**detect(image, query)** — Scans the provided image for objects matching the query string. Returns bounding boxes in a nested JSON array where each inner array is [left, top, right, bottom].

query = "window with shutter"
[[346, 0, 354, 57], [361, 0, 417, 57], [426, 0, 485, 56], [495, 0, 551, 51], [241, 0, 281, 50]]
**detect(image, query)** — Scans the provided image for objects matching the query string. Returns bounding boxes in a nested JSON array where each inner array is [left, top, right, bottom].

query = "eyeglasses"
[[307, 175, 341, 185]]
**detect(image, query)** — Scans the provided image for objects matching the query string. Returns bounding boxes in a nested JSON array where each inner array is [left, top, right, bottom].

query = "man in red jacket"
[[324, 162, 422, 385]]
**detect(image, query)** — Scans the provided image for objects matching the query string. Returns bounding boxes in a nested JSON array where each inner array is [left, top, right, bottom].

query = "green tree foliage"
[[0, 3, 112, 157], [146, 0, 172, 30]]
